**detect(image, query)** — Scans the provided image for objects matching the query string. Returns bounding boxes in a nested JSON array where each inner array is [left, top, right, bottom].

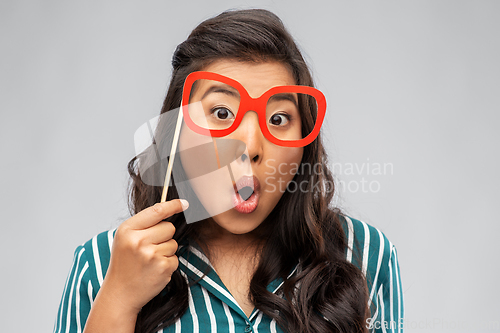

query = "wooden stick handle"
[[160, 107, 184, 203]]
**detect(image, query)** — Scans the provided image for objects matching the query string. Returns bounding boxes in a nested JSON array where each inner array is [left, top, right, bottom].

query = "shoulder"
[[339, 215, 400, 293], [54, 229, 117, 333], [339, 216, 405, 328], [78, 229, 117, 293]]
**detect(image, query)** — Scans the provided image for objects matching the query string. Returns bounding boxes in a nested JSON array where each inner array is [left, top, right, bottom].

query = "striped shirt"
[[53, 216, 403, 333]]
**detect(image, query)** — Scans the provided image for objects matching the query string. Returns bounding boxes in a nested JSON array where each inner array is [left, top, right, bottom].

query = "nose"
[[232, 111, 264, 164]]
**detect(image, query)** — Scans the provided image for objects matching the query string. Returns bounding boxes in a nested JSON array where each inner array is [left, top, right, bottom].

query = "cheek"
[[178, 125, 242, 219], [263, 147, 303, 187], [179, 123, 208, 154], [178, 125, 215, 205], [178, 124, 214, 178]]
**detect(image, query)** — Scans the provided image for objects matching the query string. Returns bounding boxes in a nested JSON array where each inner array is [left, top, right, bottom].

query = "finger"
[[161, 255, 179, 278], [155, 239, 178, 257], [145, 221, 176, 244], [126, 199, 189, 230]]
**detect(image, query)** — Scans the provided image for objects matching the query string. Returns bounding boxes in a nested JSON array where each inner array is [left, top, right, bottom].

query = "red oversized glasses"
[[181, 71, 326, 147]]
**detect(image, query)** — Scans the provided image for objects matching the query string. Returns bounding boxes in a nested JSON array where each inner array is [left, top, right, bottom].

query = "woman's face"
[[178, 60, 304, 235]]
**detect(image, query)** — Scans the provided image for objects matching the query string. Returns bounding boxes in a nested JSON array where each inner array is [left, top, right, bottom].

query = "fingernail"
[[180, 199, 189, 211]]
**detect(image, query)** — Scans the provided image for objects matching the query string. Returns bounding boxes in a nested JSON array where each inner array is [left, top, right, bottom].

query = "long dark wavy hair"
[[128, 9, 369, 333]]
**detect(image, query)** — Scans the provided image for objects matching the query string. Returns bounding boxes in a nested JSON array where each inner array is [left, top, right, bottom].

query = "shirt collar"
[[177, 244, 299, 321]]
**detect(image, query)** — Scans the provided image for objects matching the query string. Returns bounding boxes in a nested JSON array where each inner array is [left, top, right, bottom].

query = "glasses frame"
[[181, 71, 326, 148]]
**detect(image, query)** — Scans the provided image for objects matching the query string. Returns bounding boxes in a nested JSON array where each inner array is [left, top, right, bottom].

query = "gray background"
[[1, 0, 499, 332]]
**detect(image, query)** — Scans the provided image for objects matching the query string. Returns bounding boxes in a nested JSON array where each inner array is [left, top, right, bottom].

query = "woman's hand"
[[83, 199, 188, 333], [105, 199, 189, 313]]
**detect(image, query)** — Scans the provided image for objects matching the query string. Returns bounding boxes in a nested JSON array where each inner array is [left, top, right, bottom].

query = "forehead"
[[199, 60, 296, 98]]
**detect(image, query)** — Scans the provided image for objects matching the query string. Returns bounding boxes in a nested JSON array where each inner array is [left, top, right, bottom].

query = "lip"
[[232, 175, 260, 214]]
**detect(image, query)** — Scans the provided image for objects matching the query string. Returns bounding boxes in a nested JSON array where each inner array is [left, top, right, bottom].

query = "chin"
[[211, 209, 265, 235]]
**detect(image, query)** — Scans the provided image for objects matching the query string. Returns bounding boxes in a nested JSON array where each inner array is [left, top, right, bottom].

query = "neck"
[[195, 218, 265, 260]]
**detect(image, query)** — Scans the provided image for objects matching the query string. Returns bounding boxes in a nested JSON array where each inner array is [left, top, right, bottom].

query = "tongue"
[[238, 186, 253, 201]]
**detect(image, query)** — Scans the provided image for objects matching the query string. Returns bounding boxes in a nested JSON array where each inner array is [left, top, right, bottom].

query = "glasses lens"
[[266, 92, 318, 141], [187, 79, 241, 131]]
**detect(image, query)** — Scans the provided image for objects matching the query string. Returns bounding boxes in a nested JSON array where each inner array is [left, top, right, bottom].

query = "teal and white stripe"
[[343, 216, 404, 333], [54, 216, 403, 332]]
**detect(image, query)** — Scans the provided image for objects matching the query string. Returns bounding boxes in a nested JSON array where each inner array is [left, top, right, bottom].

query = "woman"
[[54, 9, 403, 333]]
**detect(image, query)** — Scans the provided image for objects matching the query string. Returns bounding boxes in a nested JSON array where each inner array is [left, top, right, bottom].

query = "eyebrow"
[[200, 84, 240, 100], [267, 93, 298, 107]]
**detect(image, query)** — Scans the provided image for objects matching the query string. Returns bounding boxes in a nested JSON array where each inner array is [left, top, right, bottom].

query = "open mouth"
[[237, 186, 254, 201], [232, 175, 260, 213]]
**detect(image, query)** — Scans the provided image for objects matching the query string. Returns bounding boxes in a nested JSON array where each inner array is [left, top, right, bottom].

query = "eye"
[[269, 113, 290, 126], [212, 107, 235, 120]]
